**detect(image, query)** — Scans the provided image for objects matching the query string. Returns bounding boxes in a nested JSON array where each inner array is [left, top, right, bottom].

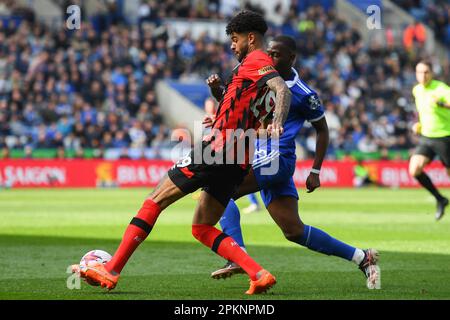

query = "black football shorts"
[[414, 135, 450, 168], [168, 142, 248, 207]]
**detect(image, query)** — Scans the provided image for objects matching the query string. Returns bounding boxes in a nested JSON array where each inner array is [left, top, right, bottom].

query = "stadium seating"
[[0, 0, 448, 161]]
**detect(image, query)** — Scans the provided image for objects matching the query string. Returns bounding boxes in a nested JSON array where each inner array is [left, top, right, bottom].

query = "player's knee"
[[283, 224, 305, 243], [285, 233, 300, 243], [409, 163, 423, 177], [410, 168, 423, 177]]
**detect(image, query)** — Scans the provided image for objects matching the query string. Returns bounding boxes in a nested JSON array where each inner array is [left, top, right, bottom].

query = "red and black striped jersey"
[[204, 50, 279, 165]]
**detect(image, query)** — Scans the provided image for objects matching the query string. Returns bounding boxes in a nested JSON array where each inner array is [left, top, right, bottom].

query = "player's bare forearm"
[[311, 117, 329, 171], [306, 117, 328, 193], [266, 76, 291, 127]]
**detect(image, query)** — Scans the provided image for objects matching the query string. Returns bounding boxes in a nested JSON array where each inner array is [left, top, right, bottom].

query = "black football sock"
[[415, 172, 445, 202]]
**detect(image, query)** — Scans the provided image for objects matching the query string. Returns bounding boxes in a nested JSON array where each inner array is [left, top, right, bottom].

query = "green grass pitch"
[[0, 187, 449, 300]]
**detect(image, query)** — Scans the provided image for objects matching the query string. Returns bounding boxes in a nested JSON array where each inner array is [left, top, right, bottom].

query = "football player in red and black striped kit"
[[73, 10, 291, 295]]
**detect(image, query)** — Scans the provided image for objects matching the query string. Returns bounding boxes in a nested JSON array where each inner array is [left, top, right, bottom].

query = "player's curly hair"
[[226, 10, 268, 36]]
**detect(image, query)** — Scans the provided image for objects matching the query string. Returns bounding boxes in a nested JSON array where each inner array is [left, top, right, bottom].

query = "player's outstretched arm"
[[266, 76, 291, 135], [306, 117, 329, 193]]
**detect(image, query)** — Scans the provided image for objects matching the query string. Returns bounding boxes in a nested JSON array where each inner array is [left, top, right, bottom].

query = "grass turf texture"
[[0, 188, 449, 300]]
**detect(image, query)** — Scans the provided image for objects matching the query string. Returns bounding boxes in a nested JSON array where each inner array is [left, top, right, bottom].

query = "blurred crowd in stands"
[[0, 0, 448, 160], [393, 0, 450, 47]]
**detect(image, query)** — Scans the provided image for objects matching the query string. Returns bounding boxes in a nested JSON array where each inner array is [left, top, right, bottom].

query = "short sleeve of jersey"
[[241, 51, 279, 88], [299, 93, 325, 122]]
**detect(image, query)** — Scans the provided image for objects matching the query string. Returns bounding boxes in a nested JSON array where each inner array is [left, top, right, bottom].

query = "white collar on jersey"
[[285, 68, 299, 88]]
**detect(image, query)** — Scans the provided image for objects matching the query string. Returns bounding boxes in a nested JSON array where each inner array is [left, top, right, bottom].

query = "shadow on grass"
[[0, 234, 449, 300]]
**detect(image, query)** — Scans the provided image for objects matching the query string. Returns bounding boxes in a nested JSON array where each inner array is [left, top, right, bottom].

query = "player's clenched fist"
[[206, 74, 222, 88], [206, 74, 225, 102], [306, 172, 320, 193]]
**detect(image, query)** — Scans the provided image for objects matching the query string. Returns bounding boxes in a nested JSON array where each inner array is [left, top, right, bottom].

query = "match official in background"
[[409, 60, 450, 220]]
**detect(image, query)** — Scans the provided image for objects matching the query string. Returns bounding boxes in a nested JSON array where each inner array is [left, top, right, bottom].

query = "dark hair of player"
[[272, 35, 297, 53], [225, 10, 268, 36], [417, 59, 433, 71]]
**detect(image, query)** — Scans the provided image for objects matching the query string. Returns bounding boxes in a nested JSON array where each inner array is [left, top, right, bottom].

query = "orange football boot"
[[82, 263, 120, 290], [245, 269, 276, 295]]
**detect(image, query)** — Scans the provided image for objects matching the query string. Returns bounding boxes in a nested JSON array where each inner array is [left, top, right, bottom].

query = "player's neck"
[[423, 79, 433, 88], [247, 44, 263, 55], [278, 68, 292, 81], [419, 79, 433, 88]]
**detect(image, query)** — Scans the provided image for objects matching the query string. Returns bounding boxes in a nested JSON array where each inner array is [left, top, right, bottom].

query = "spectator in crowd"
[[403, 20, 427, 52], [393, 0, 449, 47]]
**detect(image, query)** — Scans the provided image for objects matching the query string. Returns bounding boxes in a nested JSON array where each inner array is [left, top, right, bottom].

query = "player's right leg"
[[76, 146, 207, 289], [78, 174, 186, 289]]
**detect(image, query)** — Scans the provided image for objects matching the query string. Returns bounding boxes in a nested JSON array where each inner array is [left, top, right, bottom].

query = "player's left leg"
[[265, 192, 380, 289], [192, 190, 276, 294], [266, 195, 361, 262]]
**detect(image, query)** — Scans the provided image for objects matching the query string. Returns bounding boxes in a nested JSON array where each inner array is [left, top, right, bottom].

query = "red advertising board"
[[0, 160, 173, 188], [0, 159, 448, 188], [365, 160, 450, 187]]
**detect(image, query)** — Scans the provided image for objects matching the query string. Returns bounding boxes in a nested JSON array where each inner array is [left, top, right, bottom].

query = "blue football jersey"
[[256, 68, 325, 159]]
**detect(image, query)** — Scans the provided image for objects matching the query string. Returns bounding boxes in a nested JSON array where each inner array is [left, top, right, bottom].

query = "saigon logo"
[[258, 65, 275, 75]]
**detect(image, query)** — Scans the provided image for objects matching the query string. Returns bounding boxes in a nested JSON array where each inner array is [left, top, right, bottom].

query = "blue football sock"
[[295, 225, 356, 261], [247, 193, 260, 207], [219, 199, 245, 248]]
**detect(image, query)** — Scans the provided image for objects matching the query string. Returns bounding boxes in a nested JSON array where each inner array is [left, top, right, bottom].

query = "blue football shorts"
[[252, 148, 299, 207]]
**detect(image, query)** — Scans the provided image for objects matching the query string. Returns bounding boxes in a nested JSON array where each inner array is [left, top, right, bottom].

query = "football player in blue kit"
[[205, 35, 381, 289]]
